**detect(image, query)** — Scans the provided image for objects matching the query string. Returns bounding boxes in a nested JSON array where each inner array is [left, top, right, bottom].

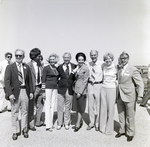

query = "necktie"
[[91, 64, 95, 80], [18, 64, 23, 85], [37, 66, 40, 84], [65, 65, 69, 78]]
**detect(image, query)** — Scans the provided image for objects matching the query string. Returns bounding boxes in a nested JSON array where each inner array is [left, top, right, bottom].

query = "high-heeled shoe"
[[74, 121, 83, 132]]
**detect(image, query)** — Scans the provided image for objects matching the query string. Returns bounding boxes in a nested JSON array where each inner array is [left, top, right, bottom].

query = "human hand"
[[9, 94, 15, 105], [30, 93, 33, 100], [77, 93, 81, 98]]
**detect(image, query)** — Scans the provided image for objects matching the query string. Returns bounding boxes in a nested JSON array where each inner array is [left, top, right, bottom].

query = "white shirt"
[[62, 63, 72, 75], [88, 60, 103, 82], [32, 61, 42, 85]]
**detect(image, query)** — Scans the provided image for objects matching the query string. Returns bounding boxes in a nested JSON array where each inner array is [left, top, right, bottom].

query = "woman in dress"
[[42, 53, 59, 131], [99, 53, 117, 135], [72, 52, 89, 132]]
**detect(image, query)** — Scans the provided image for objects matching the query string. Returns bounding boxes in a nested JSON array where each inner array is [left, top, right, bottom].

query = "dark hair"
[[75, 52, 86, 61], [29, 48, 41, 60], [5, 52, 12, 58]]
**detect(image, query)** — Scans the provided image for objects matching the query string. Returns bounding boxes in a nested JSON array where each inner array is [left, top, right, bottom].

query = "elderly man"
[[87, 50, 103, 131], [116, 52, 144, 142], [4, 49, 33, 140], [0, 52, 13, 112], [57, 52, 76, 130], [28, 48, 44, 130]]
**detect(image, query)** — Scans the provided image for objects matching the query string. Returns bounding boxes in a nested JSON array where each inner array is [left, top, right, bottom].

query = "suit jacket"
[[28, 61, 43, 91], [118, 64, 144, 102], [4, 62, 33, 100], [57, 63, 76, 95], [74, 64, 89, 95]]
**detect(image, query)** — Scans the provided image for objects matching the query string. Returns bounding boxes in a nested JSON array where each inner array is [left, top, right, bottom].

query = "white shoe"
[[57, 125, 62, 130], [65, 125, 69, 130]]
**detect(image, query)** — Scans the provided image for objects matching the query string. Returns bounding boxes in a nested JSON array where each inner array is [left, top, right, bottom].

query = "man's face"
[[15, 50, 24, 64], [35, 54, 41, 63], [120, 54, 129, 67], [63, 54, 71, 64], [90, 51, 98, 63], [5, 54, 12, 62]]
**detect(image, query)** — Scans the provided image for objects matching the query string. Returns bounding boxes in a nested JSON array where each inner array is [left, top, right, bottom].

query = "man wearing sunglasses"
[[0, 52, 13, 113], [4, 49, 33, 140]]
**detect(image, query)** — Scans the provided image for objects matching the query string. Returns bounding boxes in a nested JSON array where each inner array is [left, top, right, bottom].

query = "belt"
[[20, 85, 26, 89], [36, 84, 42, 88], [89, 81, 102, 84]]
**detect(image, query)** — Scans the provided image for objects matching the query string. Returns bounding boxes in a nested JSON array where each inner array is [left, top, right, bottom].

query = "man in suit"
[[0, 52, 13, 112], [57, 52, 76, 130], [116, 52, 144, 142], [4, 49, 33, 140], [87, 50, 103, 131], [28, 48, 44, 130]]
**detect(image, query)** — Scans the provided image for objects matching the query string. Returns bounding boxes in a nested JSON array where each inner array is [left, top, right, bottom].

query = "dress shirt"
[[62, 63, 72, 75], [121, 63, 128, 76], [88, 60, 103, 82], [32, 61, 42, 85], [16, 62, 25, 86]]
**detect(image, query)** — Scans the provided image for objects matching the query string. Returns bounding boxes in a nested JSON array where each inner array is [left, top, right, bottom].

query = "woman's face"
[[105, 56, 113, 66], [77, 56, 85, 66], [49, 56, 56, 66]]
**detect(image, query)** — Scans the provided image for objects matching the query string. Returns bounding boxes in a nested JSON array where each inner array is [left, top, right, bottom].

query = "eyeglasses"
[[15, 55, 23, 58], [7, 56, 12, 59]]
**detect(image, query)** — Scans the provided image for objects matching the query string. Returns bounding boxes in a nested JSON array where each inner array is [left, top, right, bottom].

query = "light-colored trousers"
[[45, 89, 57, 129], [87, 83, 102, 128], [99, 87, 116, 135], [11, 89, 28, 134], [0, 88, 11, 111], [117, 97, 135, 136], [57, 90, 73, 126]]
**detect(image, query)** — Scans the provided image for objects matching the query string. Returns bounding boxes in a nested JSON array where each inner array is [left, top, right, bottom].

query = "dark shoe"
[[140, 104, 145, 107], [7, 110, 11, 112], [23, 132, 29, 138], [43, 123, 46, 126], [12, 133, 18, 140], [86, 126, 94, 131], [127, 136, 133, 142], [29, 127, 36, 131], [35, 123, 43, 127], [74, 127, 80, 132], [95, 127, 99, 131], [115, 133, 125, 138]]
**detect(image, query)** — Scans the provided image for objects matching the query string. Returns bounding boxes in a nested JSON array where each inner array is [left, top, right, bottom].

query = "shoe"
[[23, 132, 29, 138], [43, 123, 46, 126], [95, 127, 99, 131], [46, 128, 53, 132], [74, 127, 80, 132], [127, 136, 133, 142], [86, 126, 94, 131], [64, 125, 69, 130], [7, 110, 11, 112], [29, 127, 36, 131], [115, 133, 125, 138], [57, 125, 62, 130], [35, 123, 43, 127], [12, 133, 18, 140], [140, 104, 145, 107]]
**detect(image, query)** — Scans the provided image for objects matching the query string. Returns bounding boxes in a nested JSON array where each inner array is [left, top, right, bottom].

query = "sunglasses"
[[15, 55, 23, 58], [7, 56, 12, 59]]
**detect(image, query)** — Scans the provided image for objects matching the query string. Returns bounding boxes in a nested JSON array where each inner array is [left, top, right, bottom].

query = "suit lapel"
[[22, 63, 27, 81], [12, 63, 18, 78], [29, 62, 36, 78]]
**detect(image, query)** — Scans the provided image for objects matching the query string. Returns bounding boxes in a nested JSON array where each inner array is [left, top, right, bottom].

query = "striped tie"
[[18, 64, 23, 85], [91, 66, 95, 80]]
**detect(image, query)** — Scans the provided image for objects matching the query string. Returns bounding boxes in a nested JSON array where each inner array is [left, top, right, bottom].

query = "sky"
[[0, 0, 150, 65]]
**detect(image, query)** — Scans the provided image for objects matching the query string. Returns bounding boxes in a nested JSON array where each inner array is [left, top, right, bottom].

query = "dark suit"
[[57, 63, 76, 126], [4, 62, 33, 133], [28, 61, 44, 127]]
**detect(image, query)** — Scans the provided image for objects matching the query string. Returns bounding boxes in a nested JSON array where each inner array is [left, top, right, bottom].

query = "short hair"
[[90, 50, 99, 56], [5, 52, 12, 58], [62, 52, 71, 59], [15, 49, 25, 58], [29, 48, 41, 60], [119, 51, 129, 59], [103, 53, 114, 61], [47, 53, 59, 63], [75, 52, 86, 61]]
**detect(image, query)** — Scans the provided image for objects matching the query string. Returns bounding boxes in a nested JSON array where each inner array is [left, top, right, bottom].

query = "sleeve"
[[132, 68, 144, 97]]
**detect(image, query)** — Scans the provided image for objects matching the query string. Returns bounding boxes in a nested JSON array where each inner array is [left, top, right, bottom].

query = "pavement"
[[0, 102, 150, 147]]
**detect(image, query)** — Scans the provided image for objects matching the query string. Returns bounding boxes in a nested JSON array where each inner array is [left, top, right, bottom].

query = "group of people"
[[0, 48, 144, 142]]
